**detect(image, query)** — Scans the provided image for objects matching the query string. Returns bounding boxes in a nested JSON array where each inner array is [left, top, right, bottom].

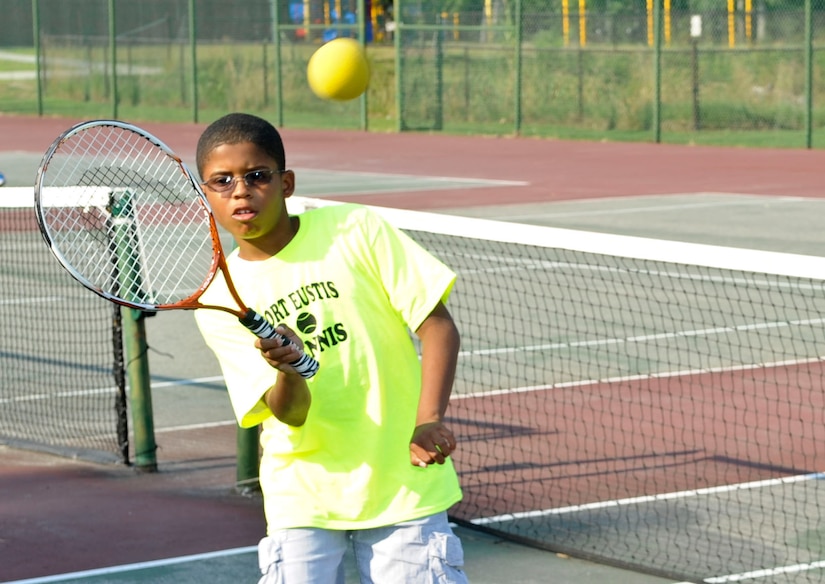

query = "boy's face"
[[200, 141, 296, 260]]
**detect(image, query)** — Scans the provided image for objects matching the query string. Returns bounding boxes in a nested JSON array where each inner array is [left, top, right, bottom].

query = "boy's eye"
[[202, 169, 282, 194], [203, 175, 239, 193]]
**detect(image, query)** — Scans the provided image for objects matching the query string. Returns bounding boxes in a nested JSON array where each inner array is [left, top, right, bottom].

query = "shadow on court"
[[0, 439, 674, 584]]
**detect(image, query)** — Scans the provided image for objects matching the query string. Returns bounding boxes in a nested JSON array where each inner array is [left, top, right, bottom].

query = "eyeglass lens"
[[205, 169, 279, 193]]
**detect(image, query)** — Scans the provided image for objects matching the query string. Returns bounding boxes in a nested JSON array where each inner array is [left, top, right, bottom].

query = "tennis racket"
[[34, 119, 319, 379]]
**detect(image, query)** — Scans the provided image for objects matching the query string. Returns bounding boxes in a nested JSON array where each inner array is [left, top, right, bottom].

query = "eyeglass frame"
[[201, 168, 289, 195]]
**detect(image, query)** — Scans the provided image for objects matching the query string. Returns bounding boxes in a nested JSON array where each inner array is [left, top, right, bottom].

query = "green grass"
[[0, 48, 35, 72], [0, 40, 822, 149]]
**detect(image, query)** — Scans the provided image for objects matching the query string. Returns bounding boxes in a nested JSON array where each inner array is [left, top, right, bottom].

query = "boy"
[[193, 113, 468, 583]]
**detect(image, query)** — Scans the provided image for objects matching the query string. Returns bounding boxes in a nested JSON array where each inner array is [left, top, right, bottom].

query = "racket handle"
[[239, 311, 320, 379]]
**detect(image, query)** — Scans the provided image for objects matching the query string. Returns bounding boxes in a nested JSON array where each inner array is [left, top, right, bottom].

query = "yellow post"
[[646, 0, 653, 46], [484, 0, 493, 42], [664, 0, 671, 45], [373, 3, 383, 41], [562, 0, 570, 46], [453, 13, 460, 41], [745, 0, 753, 41], [727, 0, 735, 48], [578, 0, 586, 46]]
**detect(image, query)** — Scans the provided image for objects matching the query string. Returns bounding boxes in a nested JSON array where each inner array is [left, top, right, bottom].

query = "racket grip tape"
[[239, 311, 320, 379]]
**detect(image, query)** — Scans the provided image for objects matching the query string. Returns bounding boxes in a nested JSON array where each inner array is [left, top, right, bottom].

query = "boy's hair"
[[196, 113, 286, 176]]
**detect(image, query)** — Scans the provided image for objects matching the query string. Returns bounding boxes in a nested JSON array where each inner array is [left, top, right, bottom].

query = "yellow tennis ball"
[[307, 38, 370, 101]]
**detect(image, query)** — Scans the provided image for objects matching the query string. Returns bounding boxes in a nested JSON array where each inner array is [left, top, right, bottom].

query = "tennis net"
[[294, 197, 825, 583], [0, 187, 128, 463]]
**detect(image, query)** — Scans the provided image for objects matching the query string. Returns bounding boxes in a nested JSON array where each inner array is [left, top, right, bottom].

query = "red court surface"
[[2, 114, 824, 583], [1, 114, 824, 212]]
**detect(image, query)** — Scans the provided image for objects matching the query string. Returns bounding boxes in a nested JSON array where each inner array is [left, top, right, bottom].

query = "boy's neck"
[[236, 216, 299, 261]]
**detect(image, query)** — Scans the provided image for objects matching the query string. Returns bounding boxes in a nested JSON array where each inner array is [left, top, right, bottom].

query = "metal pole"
[[434, 19, 443, 131], [804, 0, 812, 148], [32, 0, 43, 116], [108, 0, 118, 118], [112, 304, 130, 464], [123, 308, 157, 471], [236, 424, 260, 493], [513, 0, 523, 135], [691, 38, 700, 131], [271, 0, 284, 127], [394, 0, 403, 131], [358, 0, 368, 131], [189, 0, 199, 123], [652, 0, 662, 143], [110, 193, 157, 471]]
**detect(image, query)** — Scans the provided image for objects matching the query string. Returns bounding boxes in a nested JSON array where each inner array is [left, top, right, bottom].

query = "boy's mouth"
[[231, 206, 258, 221]]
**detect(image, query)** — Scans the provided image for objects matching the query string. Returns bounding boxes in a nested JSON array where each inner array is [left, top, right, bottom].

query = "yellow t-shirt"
[[195, 203, 462, 531]]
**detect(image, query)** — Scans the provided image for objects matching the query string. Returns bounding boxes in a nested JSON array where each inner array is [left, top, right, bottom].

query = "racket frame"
[[34, 119, 319, 378]]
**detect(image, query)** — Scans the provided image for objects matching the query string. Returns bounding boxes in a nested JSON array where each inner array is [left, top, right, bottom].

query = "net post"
[[236, 425, 261, 494], [123, 307, 158, 472], [109, 189, 157, 471]]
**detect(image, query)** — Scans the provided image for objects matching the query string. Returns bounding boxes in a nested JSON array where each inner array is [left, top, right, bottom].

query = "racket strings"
[[40, 124, 217, 308]]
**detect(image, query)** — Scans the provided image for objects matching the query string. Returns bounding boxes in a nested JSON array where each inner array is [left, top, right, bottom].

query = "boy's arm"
[[409, 301, 461, 467], [256, 325, 312, 427]]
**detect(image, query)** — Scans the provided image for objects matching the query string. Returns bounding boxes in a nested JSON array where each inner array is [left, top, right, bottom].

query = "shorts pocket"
[[428, 531, 468, 584], [257, 535, 284, 584]]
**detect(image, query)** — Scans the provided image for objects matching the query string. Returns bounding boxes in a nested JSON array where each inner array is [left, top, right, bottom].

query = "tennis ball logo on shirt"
[[296, 312, 317, 335], [296, 313, 348, 358]]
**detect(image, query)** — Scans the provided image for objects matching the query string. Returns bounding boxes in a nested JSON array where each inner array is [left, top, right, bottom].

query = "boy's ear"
[[281, 169, 296, 198]]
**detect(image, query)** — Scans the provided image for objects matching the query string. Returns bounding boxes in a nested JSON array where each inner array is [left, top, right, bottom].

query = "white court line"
[[453, 355, 825, 399], [293, 167, 528, 186], [292, 168, 528, 197], [705, 560, 825, 583], [0, 546, 257, 584], [472, 471, 825, 583], [0, 295, 61, 306], [486, 192, 810, 221], [458, 318, 825, 359], [0, 375, 224, 405], [471, 471, 825, 525], [154, 419, 236, 434]]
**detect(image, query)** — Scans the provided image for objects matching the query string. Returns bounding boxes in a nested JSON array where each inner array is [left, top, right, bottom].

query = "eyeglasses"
[[202, 169, 286, 194]]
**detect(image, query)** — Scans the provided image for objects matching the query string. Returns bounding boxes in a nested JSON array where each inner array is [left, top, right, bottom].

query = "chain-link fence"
[[0, 0, 821, 147]]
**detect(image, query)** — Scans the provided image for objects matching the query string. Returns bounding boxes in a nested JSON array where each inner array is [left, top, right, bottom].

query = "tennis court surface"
[[4, 116, 825, 584]]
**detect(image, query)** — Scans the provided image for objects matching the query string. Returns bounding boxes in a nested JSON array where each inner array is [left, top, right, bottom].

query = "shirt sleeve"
[[360, 207, 457, 332], [194, 280, 277, 428]]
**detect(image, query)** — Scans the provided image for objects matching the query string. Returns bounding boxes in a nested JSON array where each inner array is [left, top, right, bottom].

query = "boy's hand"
[[410, 421, 456, 468], [255, 324, 305, 374]]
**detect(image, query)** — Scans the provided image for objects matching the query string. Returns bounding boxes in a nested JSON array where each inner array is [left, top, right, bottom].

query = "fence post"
[[270, 0, 284, 127], [394, 0, 403, 132], [652, 0, 662, 143], [804, 0, 812, 149], [358, 0, 368, 131], [188, 0, 199, 123], [513, 0, 522, 135], [108, 0, 118, 119], [32, 0, 43, 116]]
